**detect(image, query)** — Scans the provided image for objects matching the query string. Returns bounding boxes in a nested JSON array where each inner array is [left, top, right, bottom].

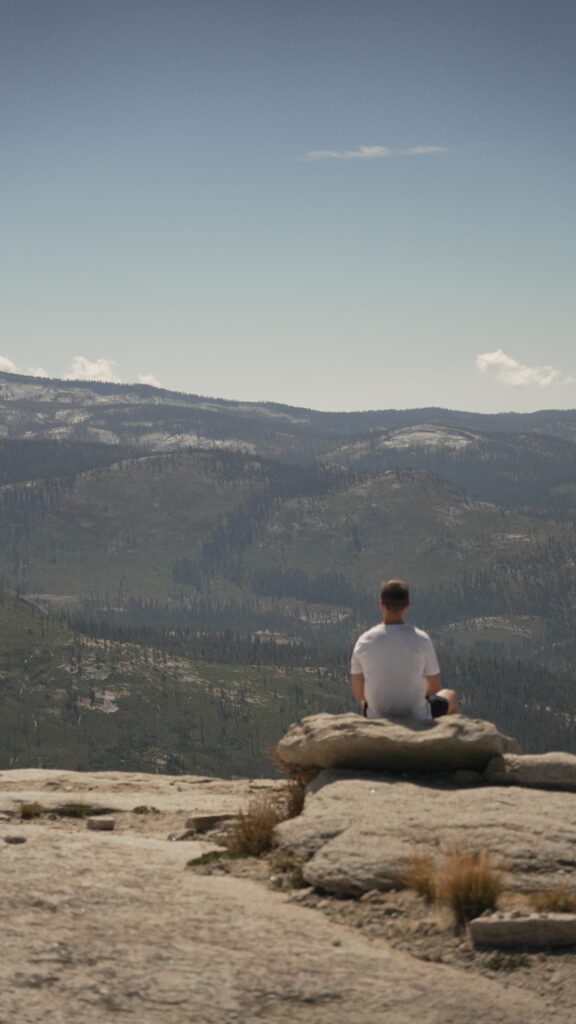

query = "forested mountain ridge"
[[4, 369, 576, 454], [1, 372, 576, 773], [0, 586, 352, 776]]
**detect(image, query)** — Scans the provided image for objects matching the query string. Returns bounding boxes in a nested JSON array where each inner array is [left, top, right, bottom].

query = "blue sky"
[[1, 0, 575, 412]]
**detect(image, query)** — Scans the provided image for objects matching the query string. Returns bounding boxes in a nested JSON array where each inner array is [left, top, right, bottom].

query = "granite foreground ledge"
[[276, 713, 520, 775], [275, 769, 576, 895]]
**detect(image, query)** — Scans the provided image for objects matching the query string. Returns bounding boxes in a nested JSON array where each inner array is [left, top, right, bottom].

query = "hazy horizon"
[[3, 365, 576, 419]]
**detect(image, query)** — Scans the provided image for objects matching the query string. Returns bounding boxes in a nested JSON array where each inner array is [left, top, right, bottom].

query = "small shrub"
[[269, 847, 307, 889], [54, 802, 95, 819], [132, 805, 160, 815], [270, 747, 319, 787], [227, 794, 284, 857], [20, 802, 44, 820], [278, 779, 306, 821], [529, 887, 576, 913], [225, 778, 307, 860], [435, 847, 502, 926], [402, 852, 437, 902], [187, 849, 246, 868], [484, 952, 530, 972]]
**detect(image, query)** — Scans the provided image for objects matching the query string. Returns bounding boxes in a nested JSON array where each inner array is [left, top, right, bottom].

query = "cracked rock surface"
[[275, 769, 576, 893]]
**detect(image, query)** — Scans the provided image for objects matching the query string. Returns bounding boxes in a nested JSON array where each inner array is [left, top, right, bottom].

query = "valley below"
[[1, 373, 576, 774]]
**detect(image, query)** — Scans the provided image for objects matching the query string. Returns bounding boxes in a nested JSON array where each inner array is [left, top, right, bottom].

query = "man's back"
[[351, 622, 439, 719]]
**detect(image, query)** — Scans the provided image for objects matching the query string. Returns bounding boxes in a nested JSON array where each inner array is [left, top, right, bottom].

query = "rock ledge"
[[277, 713, 520, 775]]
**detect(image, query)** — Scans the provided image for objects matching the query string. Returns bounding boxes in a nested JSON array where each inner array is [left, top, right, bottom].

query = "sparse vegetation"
[[187, 849, 246, 868], [268, 847, 307, 889], [132, 805, 160, 815], [20, 802, 44, 819], [54, 802, 99, 819], [484, 952, 530, 972], [226, 780, 308, 859], [272, 749, 320, 788], [227, 794, 285, 857], [529, 887, 576, 913], [435, 847, 503, 927], [401, 852, 437, 902], [403, 846, 503, 926], [278, 779, 307, 820]]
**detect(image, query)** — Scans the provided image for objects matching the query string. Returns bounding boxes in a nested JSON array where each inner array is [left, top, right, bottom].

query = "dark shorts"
[[363, 697, 450, 719], [426, 695, 450, 718]]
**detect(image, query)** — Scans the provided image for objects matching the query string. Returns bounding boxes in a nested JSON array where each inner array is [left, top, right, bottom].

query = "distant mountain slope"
[[1, 440, 574, 697], [321, 426, 576, 510], [244, 468, 561, 589], [0, 448, 272, 602], [0, 587, 352, 775], [0, 446, 565, 612], [0, 439, 138, 486], [3, 370, 576, 456]]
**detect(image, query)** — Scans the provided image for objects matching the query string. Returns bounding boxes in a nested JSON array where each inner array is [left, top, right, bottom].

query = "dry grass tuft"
[[529, 887, 576, 913], [270, 747, 319, 787], [435, 847, 503, 926], [227, 794, 285, 857], [227, 780, 307, 858], [278, 779, 306, 820], [402, 852, 437, 902]]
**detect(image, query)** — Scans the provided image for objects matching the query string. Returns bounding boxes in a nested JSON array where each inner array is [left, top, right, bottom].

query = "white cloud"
[[65, 356, 121, 383], [476, 349, 572, 388], [302, 145, 392, 162], [300, 144, 447, 162], [399, 146, 446, 156], [1, 355, 167, 388]]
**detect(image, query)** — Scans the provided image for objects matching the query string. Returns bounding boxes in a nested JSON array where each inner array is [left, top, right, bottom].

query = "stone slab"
[[470, 913, 576, 949], [86, 816, 115, 831]]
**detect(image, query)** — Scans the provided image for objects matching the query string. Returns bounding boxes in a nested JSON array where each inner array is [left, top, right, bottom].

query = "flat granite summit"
[[1, 767, 573, 1024]]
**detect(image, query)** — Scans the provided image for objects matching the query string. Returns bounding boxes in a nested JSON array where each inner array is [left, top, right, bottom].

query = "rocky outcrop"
[[277, 713, 520, 775], [275, 769, 576, 895], [485, 752, 576, 791]]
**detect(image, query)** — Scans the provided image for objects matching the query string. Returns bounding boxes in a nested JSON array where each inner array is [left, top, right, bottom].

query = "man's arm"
[[351, 672, 365, 705], [425, 673, 442, 697]]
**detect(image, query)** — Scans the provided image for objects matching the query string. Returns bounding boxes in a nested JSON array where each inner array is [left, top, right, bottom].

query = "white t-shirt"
[[351, 623, 440, 720]]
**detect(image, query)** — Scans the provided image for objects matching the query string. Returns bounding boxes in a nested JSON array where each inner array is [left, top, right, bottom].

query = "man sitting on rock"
[[351, 579, 458, 721]]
